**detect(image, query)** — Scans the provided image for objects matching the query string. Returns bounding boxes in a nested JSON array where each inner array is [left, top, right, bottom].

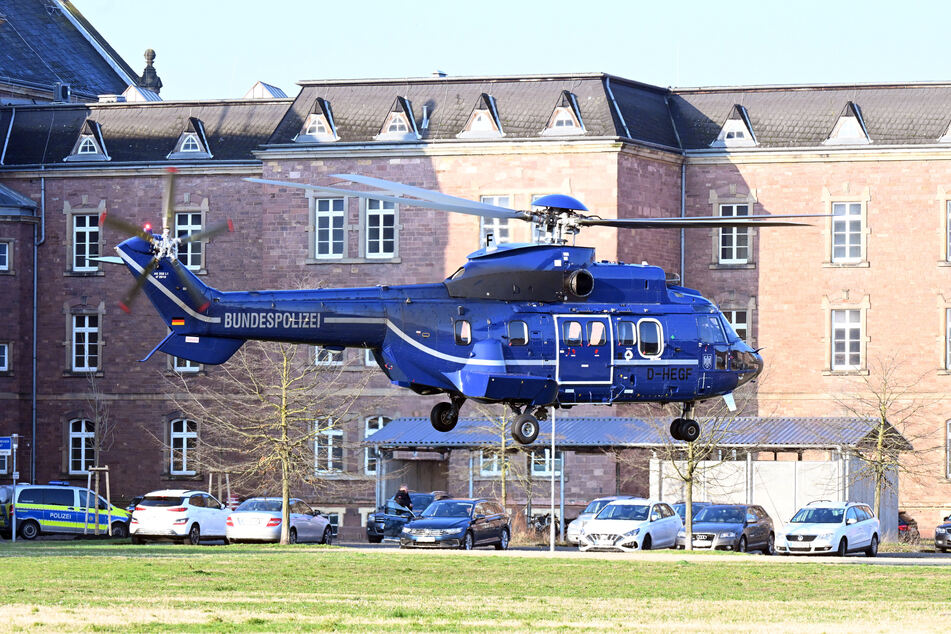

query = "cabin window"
[[508, 320, 528, 346], [638, 320, 663, 357], [618, 320, 636, 346], [454, 320, 471, 345], [564, 321, 583, 346], [587, 321, 606, 346], [697, 315, 727, 344]]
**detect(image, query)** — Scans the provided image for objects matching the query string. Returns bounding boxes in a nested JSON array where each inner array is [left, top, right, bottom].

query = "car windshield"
[[790, 507, 844, 524], [409, 493, 435, 509], [236, 499, 282, 513], [695, 507, 745, 523], [421, 501, 473, 518], [583, 499, 612, 514], [139, 496, 186, 507], [596, 504, 649, 521]]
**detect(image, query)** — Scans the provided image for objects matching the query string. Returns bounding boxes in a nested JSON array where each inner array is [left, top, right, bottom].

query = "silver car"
[[226, 497, 333, 544], [566, 496, 633, 545]]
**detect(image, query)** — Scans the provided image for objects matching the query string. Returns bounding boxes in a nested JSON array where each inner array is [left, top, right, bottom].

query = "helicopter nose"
[[734, 349, 763, 387]]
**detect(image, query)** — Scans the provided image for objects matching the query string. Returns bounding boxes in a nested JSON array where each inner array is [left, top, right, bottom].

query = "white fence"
[[649, 456, 899, 539]]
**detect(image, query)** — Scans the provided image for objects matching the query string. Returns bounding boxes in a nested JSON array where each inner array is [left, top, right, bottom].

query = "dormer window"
[[552, 109, 577, 129], [823, 101, 871, 146], [180, 134, 201, 152], [306, 116, 328, 136], [710, 105, 757, 148], [458, 93, 504, 139], [542, 91, 585, 136], [375, 96, 420, 141], [77, 136, 97, 154], [167, 117, 212, 159], [65, 120, 109, 162], [386, 113, 409, 133], [295, 98, 339, 143]]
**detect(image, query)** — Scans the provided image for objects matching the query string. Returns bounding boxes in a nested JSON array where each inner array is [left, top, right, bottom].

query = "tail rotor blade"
[[170, 259, 210, 313], [119, 258, 160, 313], [179, 219, 235, 244], [99, 211, 152, 241], [162, 167, 178, 234]]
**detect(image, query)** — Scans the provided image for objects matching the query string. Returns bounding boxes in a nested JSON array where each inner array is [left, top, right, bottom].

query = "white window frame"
[[719, 203, 750, 264], [365, 348, 377, 367], [947, 200, 951, 263], [479, 196, 511, 247], [637, 318, 664, 359], [0, 452, 7, 474], [479, 450, 502, 477], [175, 212, 203, 271], [77, 135, 97, 154], [315, 198, 346, 259], [173, 356, 200, 374], [385, 112, 409, 133], [170, 418, 198, 476], [832, 202, 863, 264], [723, 310, 749, 343], [365, 199, 396, 258], [72, 314, 100, 372], [947, 420, 951, 479], [306, 116, 328, 136], [552, 108, 577, 129], [947, 308, 951, 371], [530, 449, 563, 477], [315, 346, 343, 366], [831, 309, 862, 371], [68, 418, 95, 475], [181, 133, 201, 152], [72, 213, 100, 272], [314, 421, 343, 474], [0, 241, 8, 271], [363, 416, 390, 475], [0, 342, 8, 372]]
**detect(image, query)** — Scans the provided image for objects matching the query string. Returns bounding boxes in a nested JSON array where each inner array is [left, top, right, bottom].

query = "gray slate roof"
[[0, 0, 136, 99], [365, 416, 911, 450], [0, 181, 36, 213]]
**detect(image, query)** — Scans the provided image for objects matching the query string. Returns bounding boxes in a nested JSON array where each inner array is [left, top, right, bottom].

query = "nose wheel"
[[430, 395, 466, 432], [670, 403, 700, 442]]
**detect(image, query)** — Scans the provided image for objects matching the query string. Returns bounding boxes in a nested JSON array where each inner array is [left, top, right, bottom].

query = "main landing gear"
[[510, 406, 546, 445], [670, 402, 701, 442], [430, 394, 466, 432], [429, 397, 545, 446]]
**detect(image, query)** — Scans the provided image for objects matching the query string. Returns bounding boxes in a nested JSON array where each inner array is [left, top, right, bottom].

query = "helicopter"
[[103, 169, 822, 445]]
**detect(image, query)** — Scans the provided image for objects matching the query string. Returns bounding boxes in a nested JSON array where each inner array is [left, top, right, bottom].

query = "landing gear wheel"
[[681, 419, 700, 442], [670, 418, 685, 441], [511, 414, 539, 445], [430, 402, 458, 432]]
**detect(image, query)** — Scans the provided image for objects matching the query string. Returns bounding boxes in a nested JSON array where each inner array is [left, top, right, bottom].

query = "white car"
[[131, 489, 230, 545], [578, 498, 681, 552], [566, 496, 632, 545], [777, 501, 879, 557], [226, 497, 333, 544]]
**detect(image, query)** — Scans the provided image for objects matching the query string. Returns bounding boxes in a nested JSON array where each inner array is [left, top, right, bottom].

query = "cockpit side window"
[[454, 320, 471, 345], [587, 321, 606, 346], [508, 320, 528, 346], [697, 315, 727, 344], [638, 320, 663, 357], [564, 321, 583, 345], [617, 320, 636, 346]]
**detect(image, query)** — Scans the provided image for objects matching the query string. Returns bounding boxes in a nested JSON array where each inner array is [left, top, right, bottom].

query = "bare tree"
[[85, 373, 116, 467], [167, 341, 369, 544], [833, 354, 939, 520]]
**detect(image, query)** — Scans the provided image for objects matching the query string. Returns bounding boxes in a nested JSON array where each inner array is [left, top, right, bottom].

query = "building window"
[[480, 451, 502, 477], [315, 346, 343, 366], [315, 198, 346, 258], [173, 356, 200, 373], [947, 309, 951, 371], [479, 196, 511, 247], [72, 213, 100, 272], [723, 310, 749, 343], [947, 420, 951, 479], [306, 116, 328, 136], [170, 418, 198, 475], [314, 421, 343, 473], [719, 204, 749, 264], [552, 109, 577, 129], [68, 419, 95, 474], [831, 309, 862, 371], [325, 512, 340, 536], [832, 202, 863, 263], [365, 348, 377, 367], [0, 453, 7, 474], [180, 133, 201, 152], [72, 314, 100, 372], [175, 212, 203, 270], [0, 342, 8, 372], [0, 241, 9, 271], [77, 136, 97, 154], [386, 113, 409, 133], [364, 416, 390, 475], [530, 449, 563, 477], [365, 199, 396, 258]]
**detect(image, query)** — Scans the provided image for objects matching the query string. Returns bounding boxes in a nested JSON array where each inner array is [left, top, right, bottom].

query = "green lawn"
[[1, 540, 949, 632]]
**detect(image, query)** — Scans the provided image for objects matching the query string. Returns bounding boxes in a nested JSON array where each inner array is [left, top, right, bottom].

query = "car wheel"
[[187, 523, 201, 546], [737, 536, 747, 553], [288, 528, 298, 544], [367, 535, 382, 544], [19, 520, 40, 540], [836, 537, 847, 557], [495, 528, 510, 550], [322, 527, 333, 545], [461, 531, 474, 550], [641, 534, 652, 551], [865, 534, 878, 558], [764, 533, 775, 555], [110, 522, 129, 539], [939, 547, 947, 553]]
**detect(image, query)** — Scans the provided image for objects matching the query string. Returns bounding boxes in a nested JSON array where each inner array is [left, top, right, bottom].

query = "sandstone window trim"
[[67, 418, 96, 475], [821, 294, 870, 375], [821, 187, 871, 268], [363, 415, 391, 476], [0, 238, 12, 274], [169, 418, 199, 476], [63, 199, 106, 276], [479, 195, 512, 248], [708, 188, 757, 270]]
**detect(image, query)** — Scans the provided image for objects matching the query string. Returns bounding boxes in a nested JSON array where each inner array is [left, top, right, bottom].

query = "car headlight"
[[818, 532, 834, 541], [623, 528, 640, 538], [936, 527, 946, 535], [719, 531, 737, 539]]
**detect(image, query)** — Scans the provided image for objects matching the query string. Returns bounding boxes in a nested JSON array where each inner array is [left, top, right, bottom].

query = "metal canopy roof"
[[365, 416, 912, 451]]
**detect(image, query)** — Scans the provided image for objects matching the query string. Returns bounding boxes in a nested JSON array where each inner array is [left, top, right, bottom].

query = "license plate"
[[417, 536, 436, 543], [597, 540, 613, 546]]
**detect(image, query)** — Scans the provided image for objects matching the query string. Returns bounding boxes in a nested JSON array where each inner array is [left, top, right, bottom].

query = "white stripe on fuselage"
[[117, 249, 221, 323]]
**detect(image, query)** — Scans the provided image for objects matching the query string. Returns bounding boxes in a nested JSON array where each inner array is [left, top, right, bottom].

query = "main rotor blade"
[[244, 178, 527, 220], [170, 259, 211, 313], [580, 214, 828, 229], [99, 211, 152, 241], [162, 168, 178, 233], [179, 219, 235, 244], [119, 257, 160, 313], [331, 173, 516, 214]]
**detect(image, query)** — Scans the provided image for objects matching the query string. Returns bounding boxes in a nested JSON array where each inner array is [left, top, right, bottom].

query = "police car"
[[1, 482, 130, 540]]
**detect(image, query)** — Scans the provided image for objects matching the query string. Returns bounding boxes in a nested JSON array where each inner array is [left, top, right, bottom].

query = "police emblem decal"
[[702, 354, 713, 370]]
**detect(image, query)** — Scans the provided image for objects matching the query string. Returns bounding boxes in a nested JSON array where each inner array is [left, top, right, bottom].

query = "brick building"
[[2, 3, 950, 537]]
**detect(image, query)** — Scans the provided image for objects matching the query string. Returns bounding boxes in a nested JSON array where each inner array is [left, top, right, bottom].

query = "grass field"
[[1, 540, 950, 632]]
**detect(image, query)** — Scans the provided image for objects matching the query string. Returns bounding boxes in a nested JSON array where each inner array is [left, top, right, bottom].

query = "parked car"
[[676, 504, 774, 553], [399, 498, 509, 550], [934, 513, 951, 553], [130, 489, 229, 545], [897, 510, 920, 543], [366, 490, 449, 543], [226, 497, 332, 544], [565, 495, 633, 545], [776, 501, 879, 557], [672, 501, 712, 523], [125, 495, 145, 515], [578, 498, 681, 552], [1, 482, 130, 540]]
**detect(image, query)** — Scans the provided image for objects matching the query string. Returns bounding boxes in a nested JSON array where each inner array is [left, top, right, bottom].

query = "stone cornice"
[[687, 145, 951, 165], [0, 163, 262, 179]]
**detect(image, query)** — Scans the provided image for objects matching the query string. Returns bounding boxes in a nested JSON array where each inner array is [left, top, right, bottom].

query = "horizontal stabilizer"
[[155, 333, 244, 365]]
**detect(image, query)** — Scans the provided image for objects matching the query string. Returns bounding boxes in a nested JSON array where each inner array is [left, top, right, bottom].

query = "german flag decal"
[[171, 318, 186, 326]]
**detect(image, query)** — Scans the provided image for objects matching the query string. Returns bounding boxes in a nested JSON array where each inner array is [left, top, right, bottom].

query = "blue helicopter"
[[104, 171, 818, 445]]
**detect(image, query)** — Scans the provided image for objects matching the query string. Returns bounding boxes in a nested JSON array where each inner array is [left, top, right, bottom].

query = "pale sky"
[[73, 0, 951, 101]]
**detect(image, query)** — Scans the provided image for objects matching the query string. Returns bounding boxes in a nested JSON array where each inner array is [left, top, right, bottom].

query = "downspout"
[[32, 167, 46, 483]]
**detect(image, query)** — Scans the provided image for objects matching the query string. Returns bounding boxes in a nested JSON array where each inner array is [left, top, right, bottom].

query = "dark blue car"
[[366, 491, 448, 543], [399, 498, 510, 550]]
